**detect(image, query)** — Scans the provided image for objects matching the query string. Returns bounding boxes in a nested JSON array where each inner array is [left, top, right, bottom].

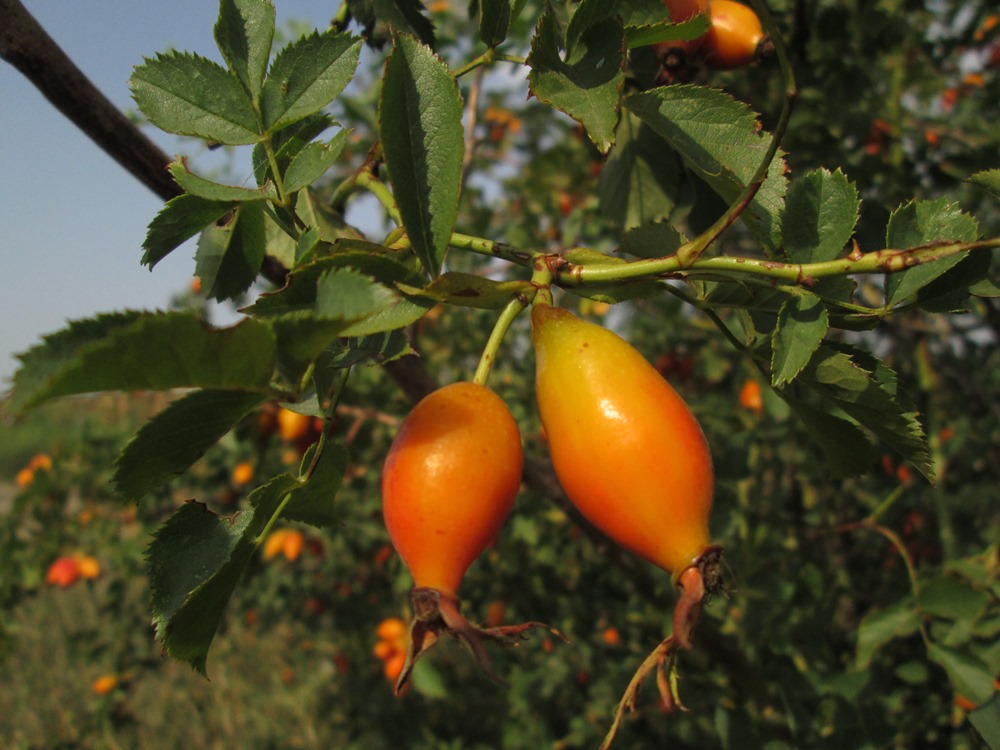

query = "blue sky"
[[0, 2, 349, 386]]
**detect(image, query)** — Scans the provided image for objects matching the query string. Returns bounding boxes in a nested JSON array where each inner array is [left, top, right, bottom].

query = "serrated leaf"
[[885, 198, 979, 307], [253, 113, 336, 186], [771, 295, 829, 387], [402, 272, 534, 310], [479, 0, 511, 48], [315, 268, 388, 320], [130, 52, 261, 144], [626, 16, 710, 48], [11, 313, 276, 413], [195, 202, 267, 301], [142, 194, 235, 269], [269, 314, 353, 385], [114, 390, 268, 502], [347, 0, 436, 49], [927, 643, 997, 707], [968, 169, 1000, 202], [855, 600, 919, 670], [916, 252, 994, 312], [626, 85, 787, 254], [802, 344, 932, 480], [282, 131, 349, 193], [783, 168, 859, 264], [620, 220, 684, 259], [320, 329, 415, 368], [215, 0, 275, 103], [262, 30, 362, 131], [169, 158, 277, 202], [379, 35, 464, 277], [565, 0, 684, 53], [147, 476, 298, 674], [283, 443, 348, 527], [527, 12, 625, 155], [599, 113, 687, 230], [784, 397, 876, 478]]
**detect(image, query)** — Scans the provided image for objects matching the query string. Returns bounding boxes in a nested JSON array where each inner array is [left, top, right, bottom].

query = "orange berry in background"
[[75, 555, 101, 580], [263, 529, 289, 561], [190, 276, 202, 294], [92, 674, 119, 695], [373, 640, 396, 661], [282, 530, 305, 562], [232, 461, 254, 486], [738, 378, 764, 415], [376, 617, 407, 644], [30, 454, 53, 472], [15, 467, 34, 488], [383, 651, 407, 683], [46, 557, 81, 588], [601, 627, 622, 646], [277, 408, 313, 443]]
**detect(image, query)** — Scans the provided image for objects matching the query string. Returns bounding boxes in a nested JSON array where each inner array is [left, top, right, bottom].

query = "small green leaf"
[[283, 443, 349, 527], [282, 131, 349, 193], [967, 168, 1000, 202], [527, 12, 626, 155], [11, 313, 276, 412], [379, 34, 465, 276], [195, 202, 267, 301], [854, 600, 919, 670], [147, 476, 298, 674], [783, 169, 859, 264], [270, 314, 353, 385], [346, 0, 436, 48], [927, 643, 997, 707], [214, 0, 275, 102], [885, 198, 979, 307], [626, 17, 710, 48], [565, 0, 683, 53], [479, 0, 512, 48], [969, 695, 1000, 749], [114, 390, 268, 502], [918, 577, 990, 622], [802, 344, 932, 480], [402, 272, 534, 310], [771, 295, 829, 387], [620, 220, 684, 259], [142, 194, 235, 269], [253, 113, 336, 186], [168, 159, 278, 202], [599, 113, 687, 230], [315, 268, 387, 320], [130, 52, 261, 144], [784, 397, 876, 478], [320, 330, 415, 368], [626, 85, 787, 255], [262, 30, 362, 131]]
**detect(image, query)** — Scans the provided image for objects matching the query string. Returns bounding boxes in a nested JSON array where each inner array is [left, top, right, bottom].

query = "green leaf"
[[565, 0, 690, 53], [283, 443, 349, 527], [253, 113, 336, 186], [802, 344, 932, 480], [402, 272, 534, 310], [11, 313, 276, 413], [479, 0, 511, 48], [114, 390, 268, 502], [885, 198, 979, 307], [142, 194, 235, 269], [927, 643, 997, 707], [320, 329, 415, 368], [270, 314, 353, 385], [626, 85, 787, 255], [599, 113, 687, 230], [969, 695, 1000, 749], [626, 17, 710, 49], [130, 52, 261, 144], [262, 30, 362, 131], [855, 600, 919, 670], [315, 268, 388, 320], [527, 12, 626, 155], [195, 202, 267, 301], [168, 158, 277, 202], [214, 0, 275, 102], [967, 168, 1000, 202], [783, 169, 859, 264], [771, 295, 829, 387], [918, 577, 990, 622], [620, 220, 684, 259], [283, 131, 349, 193], [379, 34, 465, 277], [784, 397, 877, 478], [346, 0, 436, 49], [147, 476, 298, 674]]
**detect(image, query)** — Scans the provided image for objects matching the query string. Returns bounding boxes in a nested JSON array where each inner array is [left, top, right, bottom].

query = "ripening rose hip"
[[702, 0, 767, 70], [381, 381, 560, 692], [531, 304, 714, 578]]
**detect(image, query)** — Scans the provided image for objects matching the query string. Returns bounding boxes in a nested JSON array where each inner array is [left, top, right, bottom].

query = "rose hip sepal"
[[394, 586, 566, 694]]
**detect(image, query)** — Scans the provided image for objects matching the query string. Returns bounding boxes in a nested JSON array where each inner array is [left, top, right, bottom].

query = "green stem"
[[450, 232, 538, 266], [452, 49, 526, 78], [263, 138, 289, 205], [676, 0, 798, 266], [356, 170, 403, 226], [473, 296, 528, 386]]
